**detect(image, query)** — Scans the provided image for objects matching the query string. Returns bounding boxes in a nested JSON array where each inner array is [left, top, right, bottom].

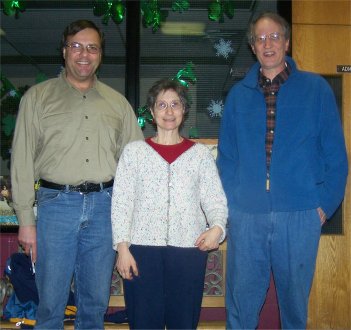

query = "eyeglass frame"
[[253, 32, 283, 44], [154, 100, 184, 112], [65, 42, 101, 54]]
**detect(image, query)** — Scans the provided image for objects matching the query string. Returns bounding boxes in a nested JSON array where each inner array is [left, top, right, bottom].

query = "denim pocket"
[[102, 187, 113, 199], [37, 187, 62, 206]]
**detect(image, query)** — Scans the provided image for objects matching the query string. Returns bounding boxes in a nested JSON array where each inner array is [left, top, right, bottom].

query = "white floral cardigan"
[[111, 140, 228, 249]]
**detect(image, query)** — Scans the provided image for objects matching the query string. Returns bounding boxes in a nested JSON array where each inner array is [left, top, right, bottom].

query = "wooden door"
[[292, 1, 351, 328]]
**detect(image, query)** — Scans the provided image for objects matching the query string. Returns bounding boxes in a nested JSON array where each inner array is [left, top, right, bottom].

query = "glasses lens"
[[67, 42, 83, 52], [255, 35, 266, 43], [269, 32, 280, 41], [156, 101, 167, 111], [87, 45, 100, 54], [171, 101, 182, 110]]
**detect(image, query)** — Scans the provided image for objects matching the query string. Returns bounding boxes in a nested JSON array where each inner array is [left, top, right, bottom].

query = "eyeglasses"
[[253, 32, 282, 44], [65, 42, 101, 54], [155, 100, 183, 112]]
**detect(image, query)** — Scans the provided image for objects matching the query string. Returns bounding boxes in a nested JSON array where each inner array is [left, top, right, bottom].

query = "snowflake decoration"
[[8, 90, 17, 97], [214, 38, 233, 59], [207, 99, 224, 118]]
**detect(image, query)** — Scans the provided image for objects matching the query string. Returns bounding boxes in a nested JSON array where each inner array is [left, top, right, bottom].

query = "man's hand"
[[18, 225, 37, 262]]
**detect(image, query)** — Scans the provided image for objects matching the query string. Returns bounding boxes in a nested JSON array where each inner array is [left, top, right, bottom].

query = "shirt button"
[[86, 159, 89, 162], [86, 137, 89, 140], [270, 130, 274, 134], [270, 111, 274, 114], [83, 95, 86, 99], [85, 115, 88, 119], [271, 91, 275, 95]]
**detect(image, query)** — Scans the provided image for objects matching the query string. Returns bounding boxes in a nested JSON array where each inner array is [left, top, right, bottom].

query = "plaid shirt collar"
[[258, 62, 292, 88]]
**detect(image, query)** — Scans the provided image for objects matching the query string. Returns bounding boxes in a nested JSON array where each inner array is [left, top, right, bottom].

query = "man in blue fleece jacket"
[[217, 12, 348, 329]]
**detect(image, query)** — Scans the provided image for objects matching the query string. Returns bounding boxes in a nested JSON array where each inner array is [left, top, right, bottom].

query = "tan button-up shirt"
[[11, 71, 144, 226]]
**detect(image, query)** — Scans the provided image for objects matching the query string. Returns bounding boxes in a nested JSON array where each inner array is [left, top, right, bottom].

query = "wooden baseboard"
[[0, 320, 225, 329]]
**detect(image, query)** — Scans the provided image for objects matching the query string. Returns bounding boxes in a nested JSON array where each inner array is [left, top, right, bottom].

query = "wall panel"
[[292, 2, 351, 329]]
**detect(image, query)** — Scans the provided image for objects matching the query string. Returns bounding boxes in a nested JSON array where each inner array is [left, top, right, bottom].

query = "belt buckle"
[[81, 181, 89, 194], [83, 181, 89, 194]]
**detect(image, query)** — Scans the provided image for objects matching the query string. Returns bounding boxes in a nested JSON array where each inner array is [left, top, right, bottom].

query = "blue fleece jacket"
[[217, 56, 348, 218]]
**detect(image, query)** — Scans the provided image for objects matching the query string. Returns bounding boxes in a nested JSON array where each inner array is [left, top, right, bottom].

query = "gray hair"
[[247, 12, 291, 45]]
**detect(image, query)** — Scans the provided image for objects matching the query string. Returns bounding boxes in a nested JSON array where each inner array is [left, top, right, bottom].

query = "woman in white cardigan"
[[111, 79, 228, 330]]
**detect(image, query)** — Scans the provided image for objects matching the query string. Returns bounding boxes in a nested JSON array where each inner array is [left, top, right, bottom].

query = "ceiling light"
[[161, 22, 205, 36]]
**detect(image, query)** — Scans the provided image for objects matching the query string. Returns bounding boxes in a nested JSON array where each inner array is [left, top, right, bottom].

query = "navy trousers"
[[123, 245, 208, 330]]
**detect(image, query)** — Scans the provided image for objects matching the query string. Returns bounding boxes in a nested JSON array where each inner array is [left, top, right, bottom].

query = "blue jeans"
[[226, 209, 321, 330], [34, 187, 116, 329]]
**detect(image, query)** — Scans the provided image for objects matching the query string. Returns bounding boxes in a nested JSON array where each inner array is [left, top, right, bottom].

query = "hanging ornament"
[[141, 0, 168, 32], [137, 116, 146, 129], [223, 0, 235, 19], [207, 99, 224, 118], [188, 127, 199, 139], [35, 72, 48, 84], [208, 0, 221, 21], [0, 76, 30, 162], [208, 0, 234, 22], [173, 62, 196, 88], [214, 38, 233, 59], [2, 0, 26, 17], [137, 105, 153, 128], [93, 0, 125, 25], [0, 72, 20, 99], [171, 0, 189, 13], [2, 114, 16, 136], [111, 0, 125, 24]]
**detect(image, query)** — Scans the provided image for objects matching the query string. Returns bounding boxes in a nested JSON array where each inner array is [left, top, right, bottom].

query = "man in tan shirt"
[[11, 19, 143, 329]]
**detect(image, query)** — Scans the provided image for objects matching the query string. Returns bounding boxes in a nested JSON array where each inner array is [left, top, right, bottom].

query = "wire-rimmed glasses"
[[154, 100, 183, 112], [65, 42, 101, 54]]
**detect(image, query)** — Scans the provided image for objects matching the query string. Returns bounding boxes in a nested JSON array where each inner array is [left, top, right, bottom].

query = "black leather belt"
[[40, 179, 114, 194]]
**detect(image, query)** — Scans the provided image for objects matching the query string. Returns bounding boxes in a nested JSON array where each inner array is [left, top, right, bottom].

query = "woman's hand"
[[195, 226, 223, 251], [116, 242, 139, 280]]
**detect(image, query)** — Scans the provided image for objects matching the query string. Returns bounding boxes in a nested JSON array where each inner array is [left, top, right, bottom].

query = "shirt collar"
[[258, 62, 292, 88]]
